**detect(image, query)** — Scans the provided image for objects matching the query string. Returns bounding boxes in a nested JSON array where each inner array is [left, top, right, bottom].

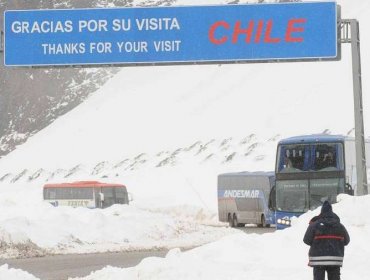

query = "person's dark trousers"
[[313, 266, 341, 280]]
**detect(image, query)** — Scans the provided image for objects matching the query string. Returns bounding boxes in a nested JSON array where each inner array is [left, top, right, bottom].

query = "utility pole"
[[340, 19, 368, 195]]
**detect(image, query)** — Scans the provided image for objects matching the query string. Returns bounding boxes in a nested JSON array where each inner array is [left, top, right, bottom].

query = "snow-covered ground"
[[69, 195, 370, 280], [1, 0, 370, 278], [2, 194, 370, 280]]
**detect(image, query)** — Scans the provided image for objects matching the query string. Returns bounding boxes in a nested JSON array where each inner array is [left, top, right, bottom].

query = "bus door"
[[101, 187, 116, 208], [94, 187, 111, 208], [94, 187, 102, 208], [95, 187, 129, 208]]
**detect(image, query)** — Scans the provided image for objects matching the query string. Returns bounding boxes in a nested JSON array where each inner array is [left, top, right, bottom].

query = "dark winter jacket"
[[303, 201, 350, 267]]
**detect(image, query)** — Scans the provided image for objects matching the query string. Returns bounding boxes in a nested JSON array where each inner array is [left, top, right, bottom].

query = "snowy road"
[[0, 251, 168, 280], [0, 227, 275, 280]]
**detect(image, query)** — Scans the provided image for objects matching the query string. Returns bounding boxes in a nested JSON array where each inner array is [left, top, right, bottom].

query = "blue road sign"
[[4, 2, 338, 66]]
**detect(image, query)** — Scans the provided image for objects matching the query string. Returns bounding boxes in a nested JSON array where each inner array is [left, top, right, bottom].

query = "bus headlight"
[[277, 217, 291, 226]]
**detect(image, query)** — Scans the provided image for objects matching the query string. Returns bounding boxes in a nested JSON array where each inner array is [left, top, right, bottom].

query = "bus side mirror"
[[345, 183, 354, 196]]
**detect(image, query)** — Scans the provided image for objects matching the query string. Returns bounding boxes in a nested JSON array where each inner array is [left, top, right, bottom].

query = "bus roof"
[[219, 171, 275, 178], [43, 181, 126, 189], [278, 134, 347, 145]]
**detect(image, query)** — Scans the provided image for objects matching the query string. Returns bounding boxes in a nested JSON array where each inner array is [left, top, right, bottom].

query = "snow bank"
[[71, 194, 370, 280], [0, 181, 236, 258], [0, 265, 39, 280]]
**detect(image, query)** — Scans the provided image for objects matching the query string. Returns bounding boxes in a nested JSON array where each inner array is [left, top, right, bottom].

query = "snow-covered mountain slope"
[[0, 134, 278, 184]]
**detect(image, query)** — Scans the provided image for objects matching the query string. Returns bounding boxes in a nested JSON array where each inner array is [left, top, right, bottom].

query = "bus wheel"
[[233, 214, 238, 228], [258, 215, 266, 228], [228, 214, 233, 227]]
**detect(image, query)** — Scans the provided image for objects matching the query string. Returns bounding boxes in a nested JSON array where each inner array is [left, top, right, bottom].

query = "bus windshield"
[[276, 179, 344, 212], [276, 142, 344, 173], [276, 180, 309, 213]]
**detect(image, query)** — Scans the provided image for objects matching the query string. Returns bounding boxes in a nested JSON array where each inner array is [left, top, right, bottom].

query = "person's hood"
[[316, 201, 341, 226], [321, 200, 332, 214]]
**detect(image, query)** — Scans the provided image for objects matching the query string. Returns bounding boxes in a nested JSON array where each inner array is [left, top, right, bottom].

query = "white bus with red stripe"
[[43, 181, 131, 209]]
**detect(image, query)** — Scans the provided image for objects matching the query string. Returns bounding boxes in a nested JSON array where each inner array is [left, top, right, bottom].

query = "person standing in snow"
[[303, 201, 350, 280]]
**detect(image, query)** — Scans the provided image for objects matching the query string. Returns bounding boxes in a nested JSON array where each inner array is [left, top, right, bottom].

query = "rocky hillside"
[[0, 1, 125, 158]]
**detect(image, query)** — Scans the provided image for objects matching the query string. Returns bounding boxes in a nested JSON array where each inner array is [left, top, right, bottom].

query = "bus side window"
[[49, 189, 56, 199], [59, 188, 69, 199], [44, 188, 56, 199]]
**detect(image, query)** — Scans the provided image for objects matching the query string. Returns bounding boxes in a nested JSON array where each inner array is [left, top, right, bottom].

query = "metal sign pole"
[[351, 20, 368, 195], [341, 19, 368, 195]]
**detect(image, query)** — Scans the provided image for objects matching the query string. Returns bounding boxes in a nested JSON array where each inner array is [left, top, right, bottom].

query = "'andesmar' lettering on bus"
[[223, 190, 260, 198]]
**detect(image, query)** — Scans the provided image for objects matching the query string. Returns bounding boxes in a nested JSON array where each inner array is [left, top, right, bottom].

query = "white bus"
[[217, 171, 275, 228], [43, 181, 131, 209]]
